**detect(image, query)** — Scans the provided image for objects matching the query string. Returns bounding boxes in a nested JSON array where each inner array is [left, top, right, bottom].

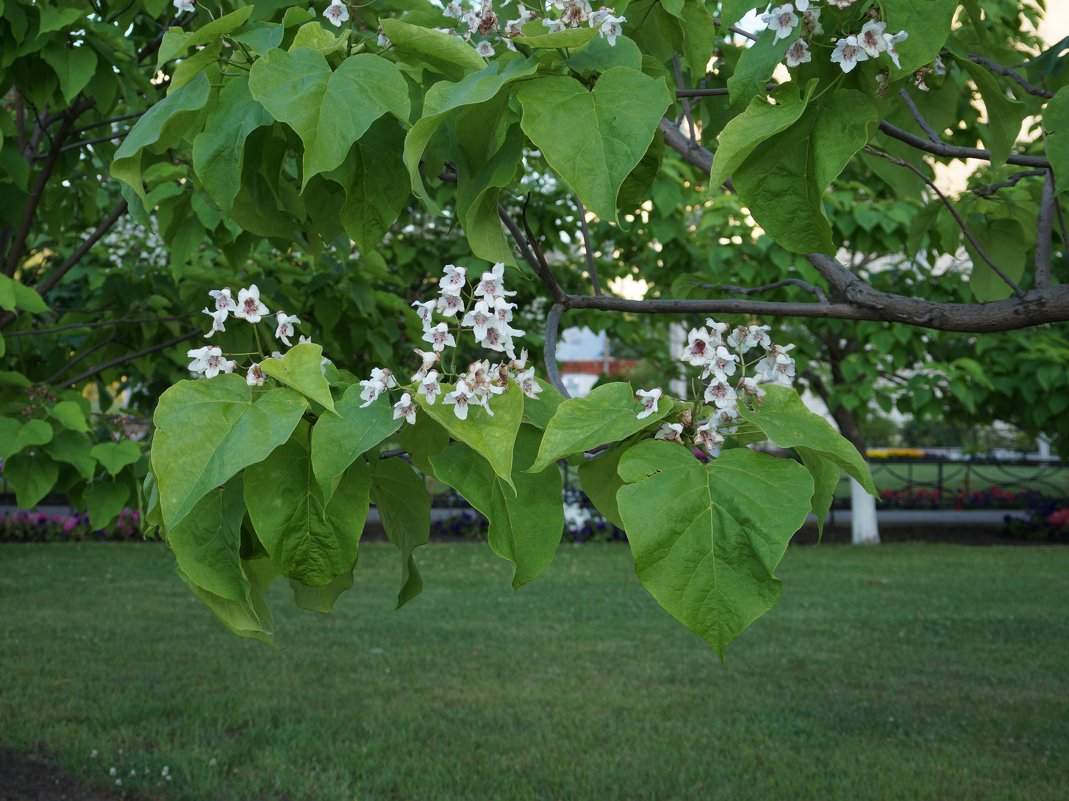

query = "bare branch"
[[864, 146, 1025, 298], [71, 111, 145, 136], [45, 335, 117, 385], [968, 54, 1054, 99], [497, 202, 565, 302], [898, 88, 942, 143], [659, 118, 713, 173], [712, 17, 759, 42], [1036, 170, 1055, 288], [574, 197, 603, 296], [58, 330, 200, 388], [61, 131, 127, 152], [971, 169, 1046, 197], [34, 200, 128, 297], [543, 303, 570, 398], [6, 313, 194, 337], [672, 57, 698, 146], [676, 88, 729, 98], [713, 278, 828, 303], [878, 120, 1050, 168]]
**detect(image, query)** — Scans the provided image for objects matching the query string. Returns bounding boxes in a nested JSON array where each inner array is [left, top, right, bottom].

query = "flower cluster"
[[330, 0, 626, 53], [633, 319, 798, 458], [760, 3, 908, 75], [357, 262, 541, 424], [186, 284, 307, 386]]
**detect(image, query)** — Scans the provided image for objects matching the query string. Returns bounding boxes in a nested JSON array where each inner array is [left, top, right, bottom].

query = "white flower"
[[221, 359, 238, 375], [473, 391, 495, 416], [831, 36, 869, 73], [436, 293, 464, 317], [323, 0, 349, 27], [598, 15, 625, 46], [462, 300, 497, 341], [417, 370, 442, 404], [857, 20, 887, 58], [412, 299, 436, 326], [173, 0, 194, 13], [654, 422, 683, 443], [370, 367, 397, 389], [473, 262, 515, 300], [476, 40, 494, 57], [298, 335, 313, 345], [208, 287, 236, 313], [443, 2, 463, 19], [246, 363, 265, 386], [883, 30, 908, 69], [187, 346, 227, 378], [703, 379, 737, 409], [274, 311, 300, 347], [411, 349, 439, 381], [704, 318, 729, 345], [377, 26, 390, 47], [358, 378, 386, 407], [443, 381, 475, 420], [713, 405, 740, 433], [831, 0, 854, 7], [202, 307, 228, 338], [542, 17, 565, 33], [681, 327, 714, 366], [760, 4, 798, 43], [756, 344, 796, 385], [785, 38, 811, 68], [636, 387, 662, 420], [439, 264, 466, 296], [234, 284, 269, 323], [492, 297, 516, 323], [738, 376, 766, 400], [393, 392, 417, 424], [702, 346, 739, 381], [515, 367, 541, 399], [727, 324, 771, 354], [694, 422, 724, 457], [794, 0, 809, 10], [423, 322, 457, 352], [801, 8, 822, 37]]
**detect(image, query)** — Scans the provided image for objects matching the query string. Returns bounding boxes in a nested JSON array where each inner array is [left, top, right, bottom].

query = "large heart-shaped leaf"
[[0, 417, 53, 460], [617, 441, 813, 657], [261, 343, 336, 413], [516, 67, 672, 223], [311, 388, 400, 501], [151, 375, 307, 530], [370, 458, 430, 608], [165, 476, 248, 601]]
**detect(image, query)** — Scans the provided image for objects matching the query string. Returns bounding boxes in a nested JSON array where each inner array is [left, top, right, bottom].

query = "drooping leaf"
[[522, 378, 566, 430], [84, 479, 132, 530], [430, 425, 563, 588], [49, 400, 89, 432], [179, 556, 275, 644], [43, 430, 96, 481], [882, 0, 958, 77], [290, 569, 355, 613], [397, 413, 450, 474], [248, 48, 410, 188], [576, 442, 629, 529], [91, 440, 141, 477], [370, 458, 430, 608], [165, 476, 248, 600], [961, 60, 1025, 168], [414, 382, 524, 491], [151, 375, 307, 530], [528, 382, 673, 472], [3, 452, 60, 509], [380, 18, 486, 80], [311, 388, 400, 501], [260, 343, 336, 412], [157, 6, 255, 66], [516, 67, 673, 223], [617, 441, 813, 657], [0, 417, 53, 460], [796, 446, 838, 539], [42, 41, 97, 103]]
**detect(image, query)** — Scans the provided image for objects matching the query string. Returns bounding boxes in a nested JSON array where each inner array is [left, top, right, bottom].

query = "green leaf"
[[369, 458, 430, 608], [961, 60, 1025, 168], [456, 121, 523, 265], [576, 442, 628, 530], [737, 385, 876, 495], [733, 91, 878, 254], [311, 387, 400, 501], [404, 56, 539, 210], [43, 429, 96, 481], [962, 217, 1026, 302], [796, 447, 837, 539], [289, 21, 347, 55], [516, 67, 672, 223], [513, 25, 600, 49], [245, 429, 371, 586], [528, 382, 673, 473], [37, 5, 84, 33], [260, 343, 336, 412], [397, 413, 450, 474], [290, 570, 355, 613], [90, 440, 141, 477], [379, 19, 486, 80], [166, 476, 247, 600], [414, 382, 524, 491], [84, 479, 131, 530], [151, 375, 307, 530], [718, 0, 760, 26], [709, 80, 814, 190], [49, 400, 89, 432], [522, 378, 565, 430], [617, 441, 813, 657], [4, 452, 60, 508], [42, 42, 97, 103], [0, 274, 48, 313], [191, 76, 273, 213], [1044, 86, 1069, 195], [727, 30, 787, 109], [0, 417, 53, 459], [882, 0, 958, 77], [248, 48, 410, 188], [157, 6, 255, 66], [566, 33, 643, 76], [112, 72, 211, 204], [179, 557, 275, 643], [430, 425, 563, 588]]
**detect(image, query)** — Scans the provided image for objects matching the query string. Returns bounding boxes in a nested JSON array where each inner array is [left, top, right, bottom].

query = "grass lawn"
[[1, 542, 1067, 801]]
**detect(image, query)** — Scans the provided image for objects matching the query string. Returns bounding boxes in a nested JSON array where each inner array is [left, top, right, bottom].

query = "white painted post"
[[1038, 434, 1051, 460], [668, 323, 687, 399], [851, 475, 880, 544]]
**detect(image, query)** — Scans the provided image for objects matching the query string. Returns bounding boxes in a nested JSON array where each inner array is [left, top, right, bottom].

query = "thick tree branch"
[[878, 120, 1050, 168], [968, 54, 1054, 99], [864, 146, 1025, 297], [543, 303, 569, 397], [1036, 170, 1055, 288], [971, 169, 1046, 197], [712, 278, 828, 303]]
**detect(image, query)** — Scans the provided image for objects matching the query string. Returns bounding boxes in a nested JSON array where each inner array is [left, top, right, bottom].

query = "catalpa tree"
[[3, 0, 1067, 654]]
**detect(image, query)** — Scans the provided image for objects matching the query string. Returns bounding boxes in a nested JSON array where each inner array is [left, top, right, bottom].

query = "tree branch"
[[35, 200, 128, 297], [878, 120, 1050, 168], [61, 131, 127, 152], [574, 197, 603, 296], [45, 335, 118, 385], [864, 145, 1025, 298], [898, 87, 942, 143], [58, 330, 200, 388], [6, 313, 194, 337], [1036, 170, 1055, 288], [712, 17, 759, 42], [712, 278, 828, 303], [543, 302, 569, 398], [71, 111, 145, 136], [971, 169, 1046, 197], [968, 54, 1054, 99], [497, 202, 565, 302]]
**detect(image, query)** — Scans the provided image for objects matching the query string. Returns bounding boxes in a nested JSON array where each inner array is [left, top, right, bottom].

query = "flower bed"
[[0, 509, 143, 543], [878, 487, 1052, 510]]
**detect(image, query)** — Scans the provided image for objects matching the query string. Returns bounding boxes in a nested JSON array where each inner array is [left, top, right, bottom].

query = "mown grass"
[[1, 542, 1067, 801]]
